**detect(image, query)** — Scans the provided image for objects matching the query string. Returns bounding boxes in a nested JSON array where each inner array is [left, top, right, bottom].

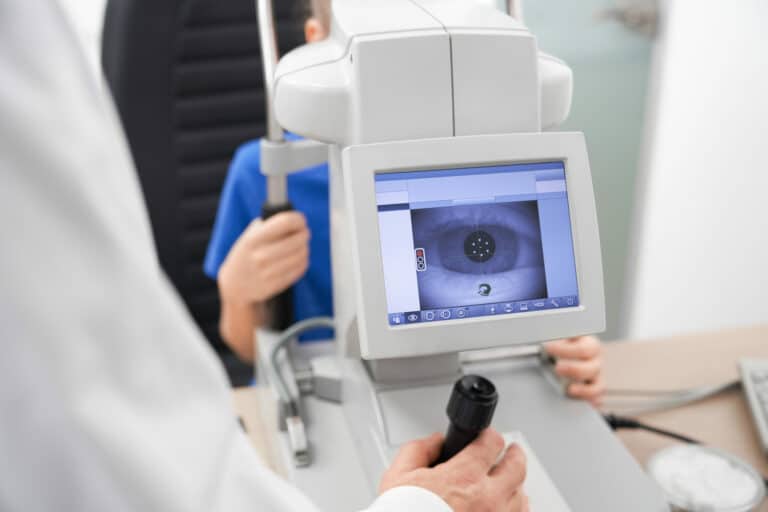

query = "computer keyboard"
[[740, 358, 768, 455]]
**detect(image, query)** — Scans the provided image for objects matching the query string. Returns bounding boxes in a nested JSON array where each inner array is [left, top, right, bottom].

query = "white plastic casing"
[[272, 0, 598, 361], [343, 133, 605, 360], [274, 0, 572, 144]]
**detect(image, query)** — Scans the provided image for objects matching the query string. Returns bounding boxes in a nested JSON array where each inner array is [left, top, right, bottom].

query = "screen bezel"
[[342, 132, 605, 360]]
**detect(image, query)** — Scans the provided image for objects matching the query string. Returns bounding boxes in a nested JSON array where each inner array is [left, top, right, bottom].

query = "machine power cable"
[[604, 413, 702, 444], [604, 413, 768, 489]]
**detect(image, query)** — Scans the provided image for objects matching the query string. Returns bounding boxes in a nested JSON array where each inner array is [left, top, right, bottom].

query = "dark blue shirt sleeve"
[[203, 141, 265, 280]]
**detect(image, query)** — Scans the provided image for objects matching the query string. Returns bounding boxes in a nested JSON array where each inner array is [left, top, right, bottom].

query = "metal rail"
[[257, 0, 288, 204]]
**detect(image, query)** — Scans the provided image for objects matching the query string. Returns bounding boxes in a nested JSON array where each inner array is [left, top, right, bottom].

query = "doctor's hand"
[[379, 429, 529, 512], [545, 335, 604, 406]]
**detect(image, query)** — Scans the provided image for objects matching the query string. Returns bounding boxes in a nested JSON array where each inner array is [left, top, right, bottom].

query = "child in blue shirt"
[[205, 0, 606, 406], [204, 4, 331, 362], [204, 136, 331, 357]]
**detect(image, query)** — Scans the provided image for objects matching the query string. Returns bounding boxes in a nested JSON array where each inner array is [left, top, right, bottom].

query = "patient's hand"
[[217, 211, 310, 361], [544, 336, 604, 406], [379, 429, 528, 512], [218, 212, 310, 306]]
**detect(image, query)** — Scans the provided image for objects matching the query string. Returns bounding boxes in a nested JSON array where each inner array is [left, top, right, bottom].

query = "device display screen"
[[375, 162, 579, 326]]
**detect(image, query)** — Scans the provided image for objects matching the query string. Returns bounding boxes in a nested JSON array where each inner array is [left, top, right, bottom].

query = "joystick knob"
[[434, 375, 498, 465]]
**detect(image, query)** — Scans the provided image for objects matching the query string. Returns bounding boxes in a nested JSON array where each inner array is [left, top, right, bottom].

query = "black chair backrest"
[[102, 0, 305, 384]]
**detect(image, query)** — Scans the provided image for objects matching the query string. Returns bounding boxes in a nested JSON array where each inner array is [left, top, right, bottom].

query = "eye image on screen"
[[375, 161, 580, 326], [411, 202, 547, 310]]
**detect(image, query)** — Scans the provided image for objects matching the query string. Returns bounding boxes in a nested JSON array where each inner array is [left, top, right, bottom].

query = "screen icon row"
[[389, 296, 579, 326]]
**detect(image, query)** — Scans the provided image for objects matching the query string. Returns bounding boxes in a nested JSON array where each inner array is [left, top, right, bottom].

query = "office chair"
[[102, 0, 304, 385]]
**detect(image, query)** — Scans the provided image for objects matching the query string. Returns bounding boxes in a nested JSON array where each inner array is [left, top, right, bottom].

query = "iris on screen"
[[411, 201, 547, 310]]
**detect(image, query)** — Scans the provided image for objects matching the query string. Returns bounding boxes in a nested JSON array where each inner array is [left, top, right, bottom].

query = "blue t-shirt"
[[204, 136, 333, 341]]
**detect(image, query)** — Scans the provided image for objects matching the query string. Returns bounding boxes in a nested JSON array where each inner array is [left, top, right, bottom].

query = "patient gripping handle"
[[261, 201, 294, 330], [434, 375, 499, 465], [258, 0, 292, 330]]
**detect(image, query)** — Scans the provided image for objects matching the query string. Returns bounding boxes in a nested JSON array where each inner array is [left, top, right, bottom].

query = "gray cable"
[[604, 388, 709, 397], [604, 380, 741, 416], [270, 316, 335, 414]]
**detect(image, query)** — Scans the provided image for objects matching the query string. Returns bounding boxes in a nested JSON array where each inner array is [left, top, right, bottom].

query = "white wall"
[[624, 0, 768, 339]]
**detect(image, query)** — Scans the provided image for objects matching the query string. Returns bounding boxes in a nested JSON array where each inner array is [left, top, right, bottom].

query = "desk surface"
[[602, 324, 768, 511], [234, 324, 768, 509]]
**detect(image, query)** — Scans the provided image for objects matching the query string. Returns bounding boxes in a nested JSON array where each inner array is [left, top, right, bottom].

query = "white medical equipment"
[[256, 1, 669, 510]]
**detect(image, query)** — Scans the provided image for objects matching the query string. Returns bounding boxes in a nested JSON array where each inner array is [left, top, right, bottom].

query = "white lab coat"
[[0, 2, 450, 511]]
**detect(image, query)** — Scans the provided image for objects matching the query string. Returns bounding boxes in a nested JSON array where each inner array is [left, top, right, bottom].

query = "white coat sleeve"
[[0, 2, 448, 512], [363, 487, 453, 512]]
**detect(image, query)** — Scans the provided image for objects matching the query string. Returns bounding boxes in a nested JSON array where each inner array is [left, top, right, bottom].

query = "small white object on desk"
[[647, 444, 765, 512]]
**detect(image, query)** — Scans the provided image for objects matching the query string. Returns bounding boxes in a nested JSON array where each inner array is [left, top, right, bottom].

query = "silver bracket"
[[260, 138, 329, 177]]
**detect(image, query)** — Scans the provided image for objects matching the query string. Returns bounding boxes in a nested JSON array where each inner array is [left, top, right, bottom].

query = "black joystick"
[[434, 375, 498, 465]]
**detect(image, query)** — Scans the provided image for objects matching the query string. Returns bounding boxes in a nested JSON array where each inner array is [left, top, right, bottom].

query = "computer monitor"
[[344, 133, 604, 360]]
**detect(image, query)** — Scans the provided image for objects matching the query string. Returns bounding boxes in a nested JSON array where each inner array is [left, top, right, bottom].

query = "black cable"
[[605, 413, 768, 489], [604, 413, 701, 444]]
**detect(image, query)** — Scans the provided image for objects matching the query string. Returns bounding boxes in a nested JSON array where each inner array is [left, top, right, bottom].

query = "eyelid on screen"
[[427, 202, 540, 240]]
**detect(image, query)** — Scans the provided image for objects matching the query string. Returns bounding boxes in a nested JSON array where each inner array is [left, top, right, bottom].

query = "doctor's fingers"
[[445, 428, 506, 476], [545, 335, 601, 361], [504, 490, 528, 512], [489, 442, 526, 489], [244, 211, 308, 245], [485, 478, 528, 512], [386, 432, 444, 476]]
